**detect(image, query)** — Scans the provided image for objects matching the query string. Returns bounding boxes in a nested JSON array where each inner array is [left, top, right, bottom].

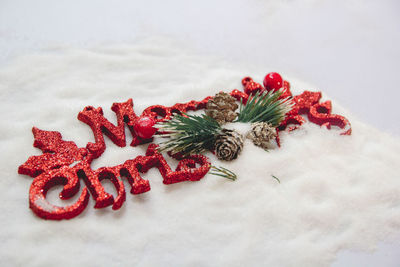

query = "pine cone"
[[247, 122, 277, 149], [215, 129, 244, 161], [205, 92, 238, 124]]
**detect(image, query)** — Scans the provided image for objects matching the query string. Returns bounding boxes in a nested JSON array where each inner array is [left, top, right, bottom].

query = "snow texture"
[[1, 40, 400, 267]]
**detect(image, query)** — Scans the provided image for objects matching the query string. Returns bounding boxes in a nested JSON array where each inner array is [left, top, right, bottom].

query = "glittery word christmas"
[[18, 73, 351, 220]]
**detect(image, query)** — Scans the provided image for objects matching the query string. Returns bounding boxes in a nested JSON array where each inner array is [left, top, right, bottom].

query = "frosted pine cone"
[[205, 92, 238, 124], [215, 129, 244, 161], [247, 122, 277, 149]]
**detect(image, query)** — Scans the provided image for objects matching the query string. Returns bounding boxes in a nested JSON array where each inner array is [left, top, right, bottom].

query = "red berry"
[[134, 116, 156, 139], [263, 72, 283, 91]]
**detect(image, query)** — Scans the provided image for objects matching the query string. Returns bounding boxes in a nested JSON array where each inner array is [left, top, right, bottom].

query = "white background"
[[1, 0, 399, 266]]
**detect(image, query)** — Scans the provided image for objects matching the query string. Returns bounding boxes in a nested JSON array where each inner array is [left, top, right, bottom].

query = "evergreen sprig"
[[156, 114, 222, 156], [209, 165, 237, 181], [236, 89, 293, 127]]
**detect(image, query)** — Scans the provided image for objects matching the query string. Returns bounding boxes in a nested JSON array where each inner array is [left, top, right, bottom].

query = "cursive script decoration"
[[18, 76, 351, 220]]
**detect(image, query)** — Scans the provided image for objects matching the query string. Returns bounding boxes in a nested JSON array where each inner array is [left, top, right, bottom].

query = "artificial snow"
[[224, 122, 252, 137], [1, 40, 400, 267]]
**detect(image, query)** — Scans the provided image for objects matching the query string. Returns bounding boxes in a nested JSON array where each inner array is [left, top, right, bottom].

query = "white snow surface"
[[224, 122, 253, 137], [1, 40, 400, 267]]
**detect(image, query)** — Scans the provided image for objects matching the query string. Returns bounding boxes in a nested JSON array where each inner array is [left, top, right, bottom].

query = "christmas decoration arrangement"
[[156, 88, 291, 160], [18, 72, 351, 220]]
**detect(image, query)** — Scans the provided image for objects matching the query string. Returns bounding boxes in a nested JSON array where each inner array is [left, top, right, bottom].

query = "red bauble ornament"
[[263, 72, 283, 91], [134, 116, 157, 139], [18, 73, 352, 220]]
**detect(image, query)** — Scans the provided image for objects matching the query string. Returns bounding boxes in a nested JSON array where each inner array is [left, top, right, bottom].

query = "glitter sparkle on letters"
[[18, 76, 351, 220]]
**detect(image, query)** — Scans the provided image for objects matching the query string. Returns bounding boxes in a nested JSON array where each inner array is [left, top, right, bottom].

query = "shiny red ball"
[[263, 72, 283, 91], [134, 116, 156, 139]]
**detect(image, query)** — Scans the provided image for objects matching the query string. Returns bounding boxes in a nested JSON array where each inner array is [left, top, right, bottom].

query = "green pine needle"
[[235, 89, 293, 127], [155, 114, 222, 156], [209, 165, 237, 181], [271, 175, 281, 183]]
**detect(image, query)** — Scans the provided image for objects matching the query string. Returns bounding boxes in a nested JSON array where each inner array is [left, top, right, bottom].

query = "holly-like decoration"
[[156, 87, 291, 161], [18, 71, 352, 220], [263, 72, 283, 92], [134, 116, 157, 139]]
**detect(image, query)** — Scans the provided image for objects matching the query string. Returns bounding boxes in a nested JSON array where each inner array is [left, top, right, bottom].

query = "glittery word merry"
[[18, 77, 351, 220]]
